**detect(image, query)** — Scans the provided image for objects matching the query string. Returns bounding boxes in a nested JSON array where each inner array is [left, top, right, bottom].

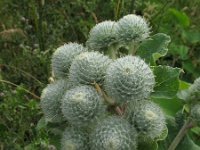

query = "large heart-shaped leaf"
[[151, 66, 182, 99], [137, 33, 171, 65]]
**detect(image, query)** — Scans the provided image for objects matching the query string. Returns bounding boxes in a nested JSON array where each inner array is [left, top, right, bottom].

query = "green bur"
[[86, 21, 118, 51], [90, 116, 137, 150], [51, 42, 87, 79], [61, 127, 89, 150], [126, 100, 166, 140], [186, 77, 200, 103], [40, 79, 69, 123], [116, 14, 150, 44], [105, 56, 155, 104], [191, 103, 200, 125], [69, 51, 112, 86], [61, 85, 106, 127]]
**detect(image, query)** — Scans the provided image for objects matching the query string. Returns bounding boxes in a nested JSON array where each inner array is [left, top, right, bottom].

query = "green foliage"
[[151, 66, 182, 99], [137, 33, 171, 65], [0, 84, 49, 149]]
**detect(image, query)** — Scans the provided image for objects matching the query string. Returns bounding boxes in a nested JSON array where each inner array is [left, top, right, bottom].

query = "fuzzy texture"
[[61, 85, 106, 127], [51, 42, 87, 79], [40, 79, 69, 123], [186, 77, 200, 103], [104, 56, 155, 103], [126, 100, 166, 140], [116, 14, 150, 44], [90, 116, 137, 150], [69, 51, 112, 86], [61, 127, 89, 150], [86, 21, 118, 51], [191, 103, 200, 125]]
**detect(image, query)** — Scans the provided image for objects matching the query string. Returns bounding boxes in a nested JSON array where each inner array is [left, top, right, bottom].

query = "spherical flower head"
[[126, 100, 166, 140], [61, 127, 89, 150], [90, 116, 137, 150], [86, 21, 118, 51], [104, 56, 155, 104], [51, 42, 87, 79], [187, 77, 200, 103], [191, 103, 200, 125], [69, 51, 112, 86], [61, 85, 106, 127], [40, 79, 69, 123], [116, 14, 150, 44]]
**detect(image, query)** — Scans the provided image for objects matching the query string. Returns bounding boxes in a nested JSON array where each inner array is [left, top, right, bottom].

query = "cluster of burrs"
[[40, 14, 167, 150]]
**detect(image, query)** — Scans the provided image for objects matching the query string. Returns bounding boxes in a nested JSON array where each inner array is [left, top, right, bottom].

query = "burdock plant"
[[39, 14, 200, 150]]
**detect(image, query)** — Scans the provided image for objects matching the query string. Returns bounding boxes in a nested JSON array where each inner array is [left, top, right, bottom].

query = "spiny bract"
[[69, 51, 112, 86], [40, 79, 69, 123], [51, 42, 87, 79], [61, 126, 89, 150], [86, 21, 118, 51], [104, 56, 155, 103], [126, 100, 166, 140], [187, 77, 200, 103], [90, 116, 137, 150], [116, 14, 150, 44], [61, 85, 106, 127], [191, 103, 200, 125]]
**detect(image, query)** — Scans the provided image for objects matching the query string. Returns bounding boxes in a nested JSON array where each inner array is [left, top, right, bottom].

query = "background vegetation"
[[0, 0, 200, 149]]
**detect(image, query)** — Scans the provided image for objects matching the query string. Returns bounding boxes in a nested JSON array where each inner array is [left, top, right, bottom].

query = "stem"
[[0, 79, 40, 100], [107, 46, 117, 59], [128, 42, 137, 55], [168, 118, 194, 150], [93, 82, 115, 105], [1, 64, 43, 85], [93, 82, 124, 116]]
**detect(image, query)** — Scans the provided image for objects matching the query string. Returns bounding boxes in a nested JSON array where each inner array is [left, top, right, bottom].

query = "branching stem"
[[168, 118, 194, 150], [93, 82, 124, 116], [93, 82, 115, 105]]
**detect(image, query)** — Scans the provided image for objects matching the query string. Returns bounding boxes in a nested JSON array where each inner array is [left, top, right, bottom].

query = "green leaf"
[[152, 97, 183, 116], [156, 125, 168, 141], [183, 59, 195, 73], [151, 66, 182, 99], [178, 135, 200, 150], [137, 33, 171, 65], [179, 80, 191, 90], [169, 44, 189, 60], [36, 116, 47, 131], [182, 30, 200, 44], [168, 8, 190, 28]]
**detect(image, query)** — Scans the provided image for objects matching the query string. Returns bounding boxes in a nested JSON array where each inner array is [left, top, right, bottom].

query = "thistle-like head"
[[116, 14, 150, 45], [86, 21, 118, 51], [51, 42, 87, 79]]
